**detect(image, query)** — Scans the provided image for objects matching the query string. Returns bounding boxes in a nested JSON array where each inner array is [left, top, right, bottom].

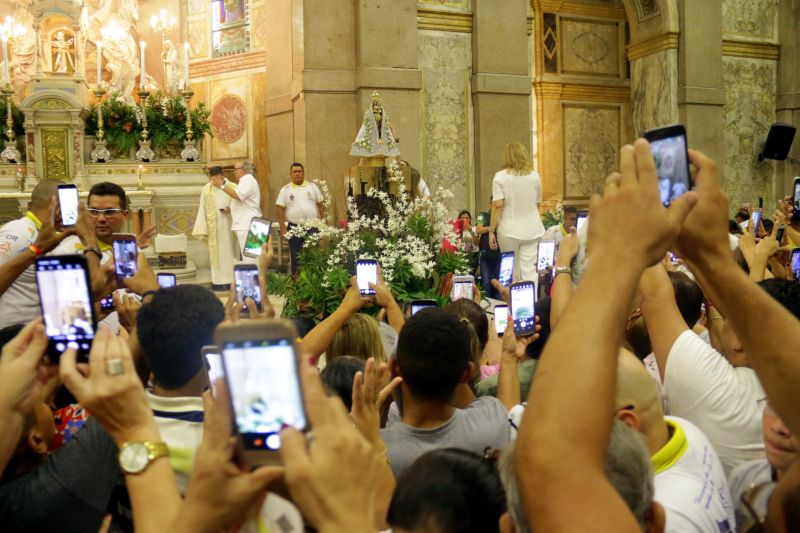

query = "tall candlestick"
[[183, 41, 190, 86], [139, 40, 146, 89], [96, 40, 102, 85], [1, 36, 8, 83]]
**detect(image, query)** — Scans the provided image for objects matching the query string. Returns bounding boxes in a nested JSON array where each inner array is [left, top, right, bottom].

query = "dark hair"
[[762, 218, 773, 234], [89, 181, 127, 210], [0, 324, 25, 351], [443, 299, 489, 351], [291, 316, 317, 338], [136, 285, 225, 390], [525, 296, 552, 359], [396, 309, 471, 402], [387, 448, 506, 533], [563, 206, 579, 215], [626, 315, 652, 360], [320, 356, 364, 411], [290, 162, 304, 171], [729, 219, 743, 235], [758, 279, 800, 320], [667, 271, 704, 328], [208, 166, 223, 176], [458, 210, 472, 220], [734, 210, 750, 223]]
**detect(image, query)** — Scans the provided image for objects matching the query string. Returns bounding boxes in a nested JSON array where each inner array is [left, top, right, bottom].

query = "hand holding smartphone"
[[450, 275, 474, 302], [356, 258, 378, 296], [498, 252, 514, 287], [234, 264, 263, 312], [494, 304, 508, 336], [57, 184, 79, 228], [243, 217, 272, 258], [410, 299, 437, 316], [576, 210, 589, 234], [537, 240, 556, 272], [202, 345, 223, 398], [510, 281, 536, 337], [112, 234, 138, 280], [643, 124, 691, 207]]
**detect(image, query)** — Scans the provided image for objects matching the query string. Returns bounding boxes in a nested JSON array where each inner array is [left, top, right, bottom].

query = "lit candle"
[[139, 40, 146, 89], [1, 35, 8, 83], [183, 41, 190, 86], [96, 40, 102, 85]]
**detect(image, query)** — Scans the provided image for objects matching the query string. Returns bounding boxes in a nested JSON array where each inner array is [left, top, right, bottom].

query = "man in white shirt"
[[542, 206, 578, 247], [276, 162, 325, 275], [211, 160, 261, 263]]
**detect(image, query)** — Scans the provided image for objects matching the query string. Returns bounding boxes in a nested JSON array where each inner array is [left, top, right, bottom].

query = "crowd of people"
[[0, 138, 798, 533]]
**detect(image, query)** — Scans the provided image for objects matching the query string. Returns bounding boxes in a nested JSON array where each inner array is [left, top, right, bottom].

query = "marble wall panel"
[[157, 208, 197, 236], [561, 19, 620, 77], [208, 76, 250, 161], [417, 0, 471, 13], [419, 30, 472, 210], [563, 105, 619, 199], [630, 48, 678, 135], [722, 0, 776, 40], [188, 20, 210, 59], [722, 57, 776, 206]]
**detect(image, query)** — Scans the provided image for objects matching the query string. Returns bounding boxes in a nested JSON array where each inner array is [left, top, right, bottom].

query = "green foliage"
[[0, 95, 24, 143], [541, 210, 561, 229]]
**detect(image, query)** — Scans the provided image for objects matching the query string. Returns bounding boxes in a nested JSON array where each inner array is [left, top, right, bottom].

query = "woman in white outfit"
[[488, 142, 545, 284]]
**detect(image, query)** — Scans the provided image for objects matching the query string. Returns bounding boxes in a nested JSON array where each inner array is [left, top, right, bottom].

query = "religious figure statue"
[[7, 6, 36, 84], [350, 91, 400, 158], [51, 31, 76, 73], [84, 0, 140, 102], [162, 39, 185, 94]]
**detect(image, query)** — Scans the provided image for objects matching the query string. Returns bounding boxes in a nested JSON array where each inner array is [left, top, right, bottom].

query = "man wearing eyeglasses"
[[211, 160, 261, 263]]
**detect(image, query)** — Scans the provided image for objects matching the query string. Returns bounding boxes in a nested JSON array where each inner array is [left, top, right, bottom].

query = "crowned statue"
[[349, 91, 400, 158], [51, 31, 75, 73]]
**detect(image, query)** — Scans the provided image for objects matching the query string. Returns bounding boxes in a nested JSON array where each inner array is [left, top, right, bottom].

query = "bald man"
[[615, 349, 736, 532]]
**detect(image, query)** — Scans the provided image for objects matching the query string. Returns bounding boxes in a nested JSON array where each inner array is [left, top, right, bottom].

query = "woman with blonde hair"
[[327, 313, 387, 364], [488, 142, 545, 284]]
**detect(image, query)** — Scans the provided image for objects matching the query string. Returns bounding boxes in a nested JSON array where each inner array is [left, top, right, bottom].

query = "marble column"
[[776, 1, 800, 197], [677, 0, 726, 163]]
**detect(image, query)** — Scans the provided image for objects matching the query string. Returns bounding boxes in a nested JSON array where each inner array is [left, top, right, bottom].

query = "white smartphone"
[[57, 184, 79, 228], [356, 258, 378, 296], [537, 240, 556, 271], [510, 281, 536, 336], [576, 210, 589, 234], [216, 320, 308, 465], [494, 304, 508, 336], [451, 275, 474, 301]]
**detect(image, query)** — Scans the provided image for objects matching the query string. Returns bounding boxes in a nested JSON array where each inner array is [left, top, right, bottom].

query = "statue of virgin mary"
[[349, 91, 400, 158]]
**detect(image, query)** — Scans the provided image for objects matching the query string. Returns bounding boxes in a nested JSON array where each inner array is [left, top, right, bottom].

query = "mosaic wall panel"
[[722, 0, 776, 40], [561, 19, 620, 77], [722, 57, 776, 207], [630, 48, 678, 135], [563, 105, 619, 199], [157, 208, 198, 236], [417, 0, 471, 13], [419, 30, 472, 210]]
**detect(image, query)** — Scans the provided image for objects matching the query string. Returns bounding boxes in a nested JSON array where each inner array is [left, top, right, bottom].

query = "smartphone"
[[668, 252, 680, 265], [234, 264, 262, 312], [576, 210, 589, 233], [112, 234, 138, 279], [498, 252, 515, 287], [451, 275, 474, 301], [758, 197, 764, 209], [243, 217, 272, 258], [751, 210, 763, 235], [792, 177, 800, 222], [57, 184, 79, 228], [643, 124, 691, 207], [157, 273, 177, 288], [510, 281, 536, 336], [202, 345, 223, 398], [791, 249, 800, 281], [537, 240, 556, 272], [410, 299, 437, 316], [776, 225, 785, 243], [356, 258, 378, 296], [99, 294, 114, 311], [494, 304, 508, 336], [215, 320, 308, 465], [35, 255, 96, 363]]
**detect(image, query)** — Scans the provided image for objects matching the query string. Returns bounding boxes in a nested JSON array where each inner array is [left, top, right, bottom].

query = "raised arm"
[[515, 140, 694, 532], [300, 278, 369, 361], [549, 230, 579, 328]]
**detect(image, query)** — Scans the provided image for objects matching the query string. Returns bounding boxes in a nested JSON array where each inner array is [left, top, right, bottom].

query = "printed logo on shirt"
[[2, 234, 19, 242]]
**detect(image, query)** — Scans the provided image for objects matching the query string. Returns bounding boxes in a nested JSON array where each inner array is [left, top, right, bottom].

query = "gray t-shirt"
[[381, 396, 510, 478]]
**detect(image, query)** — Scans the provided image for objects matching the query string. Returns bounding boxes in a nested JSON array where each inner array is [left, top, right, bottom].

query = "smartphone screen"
[[644, 125, 691, 207], [243, 218, 272, 258], [203, 346, 223, 398], [792, 249, 800, 281], [234, 265, 262, 311], [157, 273, 176, 288], [537, 240, 556, 271], [452, 278, 474, 301], [223, 338, 307, 451], [410, 300, 437, 316], [511, 281, 536, 336], [794, 179, 800, 213], [776, 226, 785, 243], [356, 259, 378, 295], [99, 294, 114, 311], [751, 211, 763, 234], [498, 252, 514, 287], [57, 185, 79, 227], [112, 236, 138, 279], [576, 211, 588, 234], [35, 255, 96, 362], [494, 304, 508, 335]]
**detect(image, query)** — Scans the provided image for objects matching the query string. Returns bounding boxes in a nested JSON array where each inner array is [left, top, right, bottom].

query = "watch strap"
[[82, 247, 102, 259], [554, 266, 572, 277], [145, 441, 170, 460]]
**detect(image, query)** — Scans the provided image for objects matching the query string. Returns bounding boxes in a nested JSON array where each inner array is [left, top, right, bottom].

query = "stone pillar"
[[776, 1, 800, 196], [472, 0, 531, 210], [677, 0, 725, 162]]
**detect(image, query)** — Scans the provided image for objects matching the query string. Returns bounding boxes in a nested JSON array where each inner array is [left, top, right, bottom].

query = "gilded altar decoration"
[[51, 31, 76, 73], [42, 128, 70, 181], [210, 94, 246, 143]]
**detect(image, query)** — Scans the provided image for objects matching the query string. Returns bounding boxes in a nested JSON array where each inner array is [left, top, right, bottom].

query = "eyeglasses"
[[88, 208, 123, 217], [738, 480, 777, 533]]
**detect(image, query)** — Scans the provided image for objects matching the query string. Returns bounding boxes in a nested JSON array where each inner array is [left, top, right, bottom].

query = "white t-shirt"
[[727, 458, 772, 509], [0, 215, 85, 328], [662, 330, 765, 475], [655, 417, 736, 533], [230, 173, 262, 231], [542, 224, 567, 246], [275, 181, 323, 225], [491, 169, 545, 241]]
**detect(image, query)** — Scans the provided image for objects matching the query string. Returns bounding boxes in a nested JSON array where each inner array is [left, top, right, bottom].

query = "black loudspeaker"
[[758, 123, 796, 161]]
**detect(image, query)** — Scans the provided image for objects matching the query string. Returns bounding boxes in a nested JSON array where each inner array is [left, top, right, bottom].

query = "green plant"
[[85, 93, 141, 153]]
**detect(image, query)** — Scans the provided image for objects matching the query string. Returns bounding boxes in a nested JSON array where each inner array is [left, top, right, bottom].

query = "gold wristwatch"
[[118, 441, 170, 475], [554, 266, 572, 277]]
